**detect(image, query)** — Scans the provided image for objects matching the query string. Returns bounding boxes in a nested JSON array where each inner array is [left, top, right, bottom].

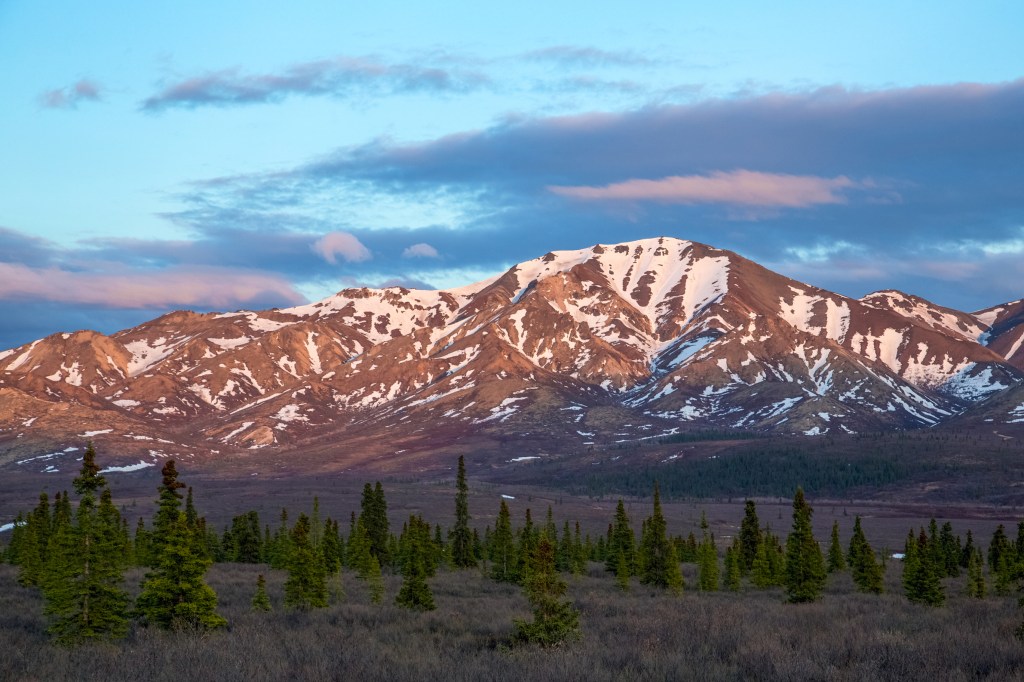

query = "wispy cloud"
[[142, 57, 488, 111], [523, 46, 652, 67], [549, 170, 868, 208], [39, 79, 102, 109]]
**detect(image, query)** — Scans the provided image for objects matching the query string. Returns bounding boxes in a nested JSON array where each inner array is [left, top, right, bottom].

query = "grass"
[[2, 562, 1024, 681]]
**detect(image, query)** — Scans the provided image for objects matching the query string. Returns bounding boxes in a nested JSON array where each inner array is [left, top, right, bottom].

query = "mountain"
[[2, 237, 1023, 468]]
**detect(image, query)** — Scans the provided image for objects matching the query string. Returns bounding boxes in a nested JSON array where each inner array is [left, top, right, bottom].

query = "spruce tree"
[[989, 524, 1011, 572], [848, 516, 884, 594], [965, 548, 986, 599], [396, 515, 435, 611], [136, 460, 226, 630], [739, 499, 760, 574], [513, 537, 580, 647], [827, 520, 846, 573], [41, 446, 131, 645], [450, 456, 476, 568], [724, 545, 742, 592], [361, 482, 390, 567], [903, 528, 944, 606], [960, 529, 976, 569], [347, 517, 374, 578], [697, 511, 719, 592], [938, 521, 960, 577], [605, 500, 635, 575], [490, 499, 518, 583], [252, 574, 272, 611], [783, 488, 826, 603], [367, 554, 385, 604], [751, 536, 774, 588], [638, 484, 683, 593], [283, 513, 328, 609]]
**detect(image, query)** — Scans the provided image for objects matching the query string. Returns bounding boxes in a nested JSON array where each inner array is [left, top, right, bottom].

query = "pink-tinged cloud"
[[548, 170, 862, 208], [312, 232, 372, 264], [401, 243, 440, 258], [39, 79, 102, 109], [0, 263, 305, 308]]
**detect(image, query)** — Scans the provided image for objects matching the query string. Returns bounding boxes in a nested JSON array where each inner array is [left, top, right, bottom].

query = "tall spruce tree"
[[513, 536, 580, 647], [739, 499, 761, 574], [490, 499, 518, 582], [136, 460, 226, 630], [638, 484, 683, 594], [450, 456, 476, 568], [361, 482, 390, 567], [783, 488, 826, 603], [41, 445, 131, 645], [284, 513, 328, 609]]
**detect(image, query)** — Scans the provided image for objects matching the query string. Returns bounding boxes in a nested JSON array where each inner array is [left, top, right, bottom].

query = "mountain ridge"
[[3, 236, 1024, 469]]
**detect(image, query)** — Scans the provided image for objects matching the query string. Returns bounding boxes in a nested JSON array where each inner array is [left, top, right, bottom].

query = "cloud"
[[548, 170, 865, 208], [156, 78, 1024, 315], [312, 232, 372, 264], [0, 262, 303, 309], [142, 57, 487, 111], [402, 243, 440, 258], [523, 46, 652, 67], [39, 79, 102, 109]]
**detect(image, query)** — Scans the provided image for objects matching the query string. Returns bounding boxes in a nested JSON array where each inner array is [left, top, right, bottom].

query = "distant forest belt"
[[563, 434, 1022, 501]]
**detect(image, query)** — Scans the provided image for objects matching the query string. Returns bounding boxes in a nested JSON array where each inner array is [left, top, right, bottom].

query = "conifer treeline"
[[4, 448, 1023, 647]]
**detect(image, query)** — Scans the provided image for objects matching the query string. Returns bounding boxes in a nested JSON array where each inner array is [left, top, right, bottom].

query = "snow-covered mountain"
[[2, 237, 1022, 465]]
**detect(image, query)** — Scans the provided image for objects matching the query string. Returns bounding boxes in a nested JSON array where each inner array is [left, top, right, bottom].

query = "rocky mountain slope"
[[3, 237, 1024, 470]]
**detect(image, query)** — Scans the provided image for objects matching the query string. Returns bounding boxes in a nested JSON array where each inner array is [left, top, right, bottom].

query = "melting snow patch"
[[223, 422, 255, 441], [501, 494, 516, 500], [17, 451, 68, 465], [113, 399, 141, 408], [100, 461, 155, 473], [508, 456, 540, 463], [80, 429, 113, 438]]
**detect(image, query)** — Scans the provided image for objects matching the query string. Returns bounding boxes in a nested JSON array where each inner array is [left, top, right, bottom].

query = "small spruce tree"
[[513, 537, 580, 647], [724, 545, 742, 592], [396, 515, 435, 611], [283, 513, 328, 609], [848, 516, 884, 594], [638, 484, 683, 594], [252, 574, 272, 611], [965, 548, 986, 599], [827, 520, 846, 573]]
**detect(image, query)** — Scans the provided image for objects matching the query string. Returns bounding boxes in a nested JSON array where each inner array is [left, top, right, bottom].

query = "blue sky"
[[2, 1, 1023, 349]]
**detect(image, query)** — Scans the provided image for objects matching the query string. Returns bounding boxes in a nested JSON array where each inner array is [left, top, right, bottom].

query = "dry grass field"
[[2, 560, 1024, 682]]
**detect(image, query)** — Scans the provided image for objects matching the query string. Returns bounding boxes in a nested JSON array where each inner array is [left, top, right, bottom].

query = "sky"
[[2, 1, 1023, 350]]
